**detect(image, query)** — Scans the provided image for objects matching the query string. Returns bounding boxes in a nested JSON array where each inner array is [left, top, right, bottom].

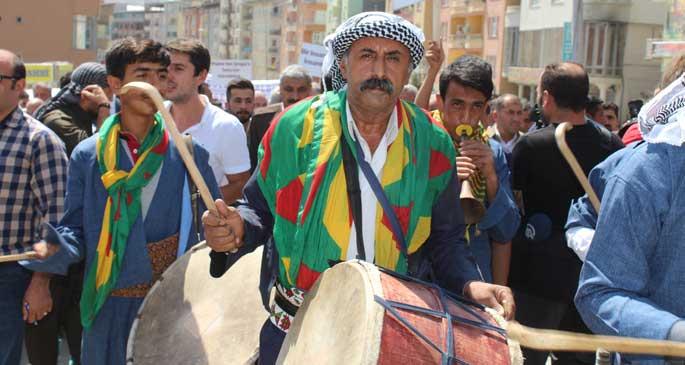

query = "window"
[[529, 0, 540, 8], [551, 0, 564, 4], [504, 27, 520, 68], [584, 22, 625, 76], [488, 17, 499, 39], [73, 15, 94, 50]]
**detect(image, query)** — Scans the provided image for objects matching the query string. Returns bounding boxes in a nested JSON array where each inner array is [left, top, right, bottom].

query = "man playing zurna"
[[202, 12, 515, 364]]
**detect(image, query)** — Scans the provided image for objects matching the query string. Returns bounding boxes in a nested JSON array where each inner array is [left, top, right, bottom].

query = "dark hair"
[[540, 62, 589, 112], [226, 78, 255, 100], [628, 99, 643, 119], [59, 71, 72, 89], [439, 55, 493, 100], [11, 56, 26, 80], [165, 38, 210, 76], [586, 96, 604, 116], [105, 38, 170, 79], [602, 102, 618, 116]]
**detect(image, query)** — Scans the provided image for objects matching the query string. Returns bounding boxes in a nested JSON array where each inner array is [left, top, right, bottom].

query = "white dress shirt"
[[344, 103, 399, 264]]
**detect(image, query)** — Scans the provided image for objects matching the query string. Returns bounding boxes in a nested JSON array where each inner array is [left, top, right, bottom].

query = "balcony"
[[464, 34, 482, 49], [448, 33, 483, 49], [448, 34, 465, 48], [450, 0, 484, 15]]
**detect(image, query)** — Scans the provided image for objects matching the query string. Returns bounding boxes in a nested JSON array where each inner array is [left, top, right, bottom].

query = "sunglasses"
[[0, 74, 20, 82]]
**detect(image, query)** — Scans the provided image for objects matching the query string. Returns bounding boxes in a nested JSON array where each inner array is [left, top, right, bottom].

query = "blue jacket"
[[575, 142, 685, 364], [26, 134, 220, 287], [468, 139, 520, 283], [566, 141, 644, 233]]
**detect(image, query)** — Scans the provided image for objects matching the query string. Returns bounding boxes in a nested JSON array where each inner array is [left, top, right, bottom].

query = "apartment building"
[[503, 0, 666, 119], [280, 0, 327, 72]]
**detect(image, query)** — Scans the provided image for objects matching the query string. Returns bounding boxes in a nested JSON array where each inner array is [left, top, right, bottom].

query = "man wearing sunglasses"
[[0, 49, 68, 365]]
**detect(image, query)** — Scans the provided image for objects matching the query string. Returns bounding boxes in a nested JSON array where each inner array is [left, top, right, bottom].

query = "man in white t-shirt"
[[165, 38, 250, 203]]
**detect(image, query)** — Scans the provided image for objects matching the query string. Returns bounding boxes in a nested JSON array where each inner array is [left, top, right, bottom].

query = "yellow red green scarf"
[[80, 113, 168, 328], [257, 91, 456, 291]]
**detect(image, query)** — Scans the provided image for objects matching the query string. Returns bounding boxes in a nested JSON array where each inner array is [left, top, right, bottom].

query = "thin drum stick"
[[119, 82, 238, 253], [554, 122, 601, 212], [0, 251, 38, 263], [507, 321, 685, 358], [120, 81, 216, 212]]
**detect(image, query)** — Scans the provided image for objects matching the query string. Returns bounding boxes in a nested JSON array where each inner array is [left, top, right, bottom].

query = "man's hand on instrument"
[[32, 240, 60, 259], [202, 198, 244, 253], [459, 140, 496, 180], [464, 281, 516, 321], [22, 272, 53, 324], [456, 156, 477, 182]]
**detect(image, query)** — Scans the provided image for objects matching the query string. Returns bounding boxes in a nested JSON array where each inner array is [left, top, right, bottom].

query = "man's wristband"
[[97, 102, 111, 111]]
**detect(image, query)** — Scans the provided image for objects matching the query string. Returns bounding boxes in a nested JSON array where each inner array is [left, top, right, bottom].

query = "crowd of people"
[[1, 10, 685, 365]]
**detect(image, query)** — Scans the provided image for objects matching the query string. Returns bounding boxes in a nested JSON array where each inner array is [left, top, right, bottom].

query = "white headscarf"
[[638, 74, 685, 146], [321, 12, 425, 91]]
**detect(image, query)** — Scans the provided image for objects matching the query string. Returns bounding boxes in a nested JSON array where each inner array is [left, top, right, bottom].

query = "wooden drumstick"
[[0, 251, 38, 263], [119, 81, 238, 253], [507, 321, 685, 358], [554, 122, 601, 212]]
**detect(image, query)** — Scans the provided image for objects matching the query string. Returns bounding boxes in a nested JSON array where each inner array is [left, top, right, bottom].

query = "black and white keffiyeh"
[[638, 73, 685, 146], [322, 12, 425, 91]]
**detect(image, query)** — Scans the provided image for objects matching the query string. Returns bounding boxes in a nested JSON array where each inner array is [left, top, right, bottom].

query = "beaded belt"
[[110, 234, 179, 298], [269, 282, 305, 333]]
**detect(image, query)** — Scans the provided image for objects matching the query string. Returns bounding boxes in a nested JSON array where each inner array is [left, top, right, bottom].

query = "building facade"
[[0, 0, 99, 67], [504, 0, 667, 120]]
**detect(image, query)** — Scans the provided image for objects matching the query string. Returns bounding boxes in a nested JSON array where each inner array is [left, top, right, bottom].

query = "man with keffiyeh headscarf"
[[202, 12, 516, 364], [575, 73, 685, 364], [27, 38, 220, 365], [35, 62, 113, 155]]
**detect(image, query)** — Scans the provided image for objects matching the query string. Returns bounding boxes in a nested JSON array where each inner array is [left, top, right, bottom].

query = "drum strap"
[[348, 132, 408, 257], [340, 134, 367, 261]]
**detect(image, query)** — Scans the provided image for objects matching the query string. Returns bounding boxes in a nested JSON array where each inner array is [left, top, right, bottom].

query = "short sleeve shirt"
[[169, 96, 251, 186]]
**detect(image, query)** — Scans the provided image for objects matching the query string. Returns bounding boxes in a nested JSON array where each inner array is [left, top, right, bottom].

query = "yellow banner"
[[26, 64, 54, 85]]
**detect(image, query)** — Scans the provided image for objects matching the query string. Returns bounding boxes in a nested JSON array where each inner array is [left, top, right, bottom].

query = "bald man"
[[254, 90, 268, 108], [0, 49, 68, 365], [32, 82, 52, 102], [509, 62, 623, 364]]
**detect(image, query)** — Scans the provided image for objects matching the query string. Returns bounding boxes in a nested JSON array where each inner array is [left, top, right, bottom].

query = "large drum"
[[277, 260, 522, 365], [126, 244, 267, 365]]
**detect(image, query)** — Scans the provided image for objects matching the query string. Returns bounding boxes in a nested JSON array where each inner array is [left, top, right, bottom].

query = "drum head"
[[277, 261, 384, 365], [127, 244, 267, 365]]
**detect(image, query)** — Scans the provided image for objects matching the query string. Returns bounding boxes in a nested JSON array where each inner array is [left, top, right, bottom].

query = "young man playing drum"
[[202, 12, 515, 364], [29, 38, 220, 365]]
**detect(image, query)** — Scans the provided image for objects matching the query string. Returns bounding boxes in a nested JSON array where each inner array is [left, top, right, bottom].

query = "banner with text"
[[298, 43, 327, 78], [208, 59, 253, 103]]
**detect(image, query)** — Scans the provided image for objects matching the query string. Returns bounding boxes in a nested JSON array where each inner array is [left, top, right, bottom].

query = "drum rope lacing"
[[374, 267, 508, 365]]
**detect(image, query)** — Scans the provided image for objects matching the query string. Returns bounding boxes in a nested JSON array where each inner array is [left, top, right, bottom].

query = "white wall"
[[584, 0, 667, 25], [519, 0, 573, 31]]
